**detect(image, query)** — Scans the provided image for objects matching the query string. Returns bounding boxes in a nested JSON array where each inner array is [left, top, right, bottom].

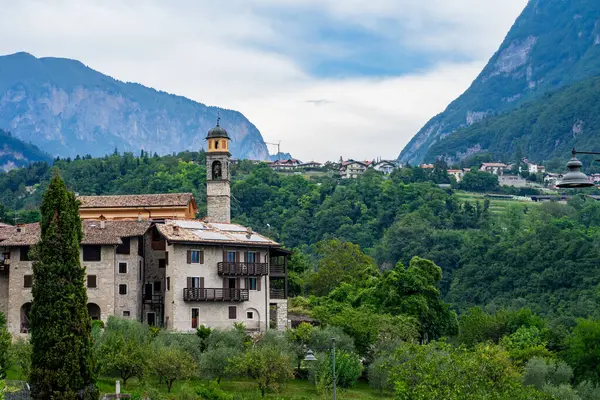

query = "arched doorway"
[[20, 303, 31, 333], [87, 303, 101, 321]]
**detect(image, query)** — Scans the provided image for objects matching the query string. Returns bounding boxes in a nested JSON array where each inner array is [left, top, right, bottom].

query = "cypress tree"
[[30, 172, 98, 399]]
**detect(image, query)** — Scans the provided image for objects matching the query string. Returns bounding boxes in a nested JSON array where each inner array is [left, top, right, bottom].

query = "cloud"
[[0, 0, 528, 161]]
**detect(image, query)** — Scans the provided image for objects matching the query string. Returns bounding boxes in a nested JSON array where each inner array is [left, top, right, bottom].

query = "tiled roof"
[[78, 193, 194, 208], [481, 163, 508, 167], [157, 220, 280, 247], [0, 221, 152, 247]]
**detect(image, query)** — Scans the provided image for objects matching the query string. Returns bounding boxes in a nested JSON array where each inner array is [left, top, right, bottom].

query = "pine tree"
[[29, 172, 97, 399]]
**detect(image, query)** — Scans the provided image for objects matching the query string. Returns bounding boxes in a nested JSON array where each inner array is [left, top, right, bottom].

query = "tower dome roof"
[[206, 117, 230, 139]]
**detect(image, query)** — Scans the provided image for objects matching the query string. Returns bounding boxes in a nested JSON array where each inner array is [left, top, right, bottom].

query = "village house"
[[268, 159, 303, 171], [340, 159, 371, 179], [480, 162, 508, 175], [447, 169, 464, 182], [372, 160, 398, 175], [0, 119, 289, 336]]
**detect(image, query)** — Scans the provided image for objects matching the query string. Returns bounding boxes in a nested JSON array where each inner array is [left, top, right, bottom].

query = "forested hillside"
[[0, 152, 598, 321], [425, 75, 600, 165], [401, 0, 600, 164]]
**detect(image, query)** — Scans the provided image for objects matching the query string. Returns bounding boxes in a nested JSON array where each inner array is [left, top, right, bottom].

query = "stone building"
[[0, 119, 289, 336]]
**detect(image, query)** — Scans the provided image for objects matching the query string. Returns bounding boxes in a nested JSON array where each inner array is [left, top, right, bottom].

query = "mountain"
[[400, 0, 600, 164], [0, 128, 51, 170], [0, 52, 270, 160], [425, 75, 600, 165]]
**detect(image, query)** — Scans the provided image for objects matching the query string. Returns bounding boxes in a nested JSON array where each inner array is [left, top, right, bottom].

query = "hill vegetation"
[[2, 154, 600, 397], [425, 75, 600, 165], [0, 52, 269, 159], [0, 129, 51, 171], [400, 0, 600, 164]]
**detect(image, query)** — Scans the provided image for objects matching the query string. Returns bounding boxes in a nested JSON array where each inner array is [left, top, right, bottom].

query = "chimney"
[[246, 227, 253, 239], [173, 225, 180, 236], [138, 212, 142, 221], [99, 215, 106, 229], [16, 225, 22, 233]]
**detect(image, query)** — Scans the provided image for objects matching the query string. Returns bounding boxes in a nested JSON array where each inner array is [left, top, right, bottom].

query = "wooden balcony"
[[270, 288, 287, 300], [218, 262, 268, 276], [269, 265, 286, 276], [183, 288, 249, 302]]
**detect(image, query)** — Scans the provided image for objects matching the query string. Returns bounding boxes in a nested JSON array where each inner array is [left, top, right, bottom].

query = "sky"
[[0, 0, 528, 162]]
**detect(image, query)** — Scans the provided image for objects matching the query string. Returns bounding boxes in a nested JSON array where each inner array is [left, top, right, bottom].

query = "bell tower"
[[205, 116, 231, 223]]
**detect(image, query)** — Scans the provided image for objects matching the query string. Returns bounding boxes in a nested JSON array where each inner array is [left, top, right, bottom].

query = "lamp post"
[[556, 148, 599, 189], [304, 337, 336, 400]]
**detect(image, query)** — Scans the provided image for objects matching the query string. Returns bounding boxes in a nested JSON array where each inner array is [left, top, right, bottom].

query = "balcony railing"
[[270, 288, 286, 300], [218, 262, 268, 276], [269, 265, 286, 275], [183, 288, 249, 302]]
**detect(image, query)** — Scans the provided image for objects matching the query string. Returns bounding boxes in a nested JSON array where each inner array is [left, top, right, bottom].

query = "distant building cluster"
[[267, 159, 323, 171], [339, 158, 399, 179]]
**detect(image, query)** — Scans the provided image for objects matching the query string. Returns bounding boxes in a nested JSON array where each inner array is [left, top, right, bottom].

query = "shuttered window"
[[228, 306, 237, 320], [187, 250, 203, 264], [23, 275, 33, 288], [167, 277, 170, 291], [87, 275, 97, 288], [187, 277, 204, 289], [118, 262, 127, 274], [119, 284, 127, 295], [153, 281, 161, 292], [248, 278, 257, 290]]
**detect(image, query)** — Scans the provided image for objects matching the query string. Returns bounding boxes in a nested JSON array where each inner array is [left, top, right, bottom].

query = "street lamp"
[[556, 148, 598, 189], [304, 337, 337, 400]]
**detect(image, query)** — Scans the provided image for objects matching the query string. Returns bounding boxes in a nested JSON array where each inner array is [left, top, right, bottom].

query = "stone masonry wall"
[[114, 237, 143, 320]]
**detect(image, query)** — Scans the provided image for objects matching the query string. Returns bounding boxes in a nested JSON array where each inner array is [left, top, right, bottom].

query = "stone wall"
[[84, 245, 117, 324], [142, 230, 166, 325], [6, 247, 32, 335], [114, 237, 144, 320]]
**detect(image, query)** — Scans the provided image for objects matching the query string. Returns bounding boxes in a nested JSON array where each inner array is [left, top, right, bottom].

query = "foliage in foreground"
[[29, 173, 97, 399]]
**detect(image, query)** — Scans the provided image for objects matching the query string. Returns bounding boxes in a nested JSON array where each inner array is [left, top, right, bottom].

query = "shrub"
[[310, 349, 362, 392], [195, 382, 234, 400]]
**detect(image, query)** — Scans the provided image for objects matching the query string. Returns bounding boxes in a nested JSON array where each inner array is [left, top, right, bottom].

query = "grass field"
[[7, 367, 390, 399], [97, 376, 391, 400], [454, 191, 542, 214]]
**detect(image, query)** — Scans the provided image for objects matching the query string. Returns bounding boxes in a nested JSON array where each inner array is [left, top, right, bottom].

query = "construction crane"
[[264, 141, 282, 160]]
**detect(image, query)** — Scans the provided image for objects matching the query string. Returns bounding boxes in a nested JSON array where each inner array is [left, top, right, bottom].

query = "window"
[[187, 277, 203, 289], [247, 252, 256, 263], [247, 311, 254, 319], [248, 278, 257, 290], [228, 306, 237, 320], [191, 308, 199, 329], [227, 251, 236, 262], [138, 261, 142, 282], [123, 311, 131, 317], [116, 237, 131, 254], [137, 235, 144, 256], [167, 277, 170, 291], [19, 246, 31, 262], [87, 275, 97, 288], [118, 262, 127, 274], [153, 281, 161, 292], [187, 250, 204, 264], [215, 140, 219, 149], [158, 258, 166, 269], [118, 284, 127, 295], [23, 275, 33, 288], [83, 245, 101, 262]]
